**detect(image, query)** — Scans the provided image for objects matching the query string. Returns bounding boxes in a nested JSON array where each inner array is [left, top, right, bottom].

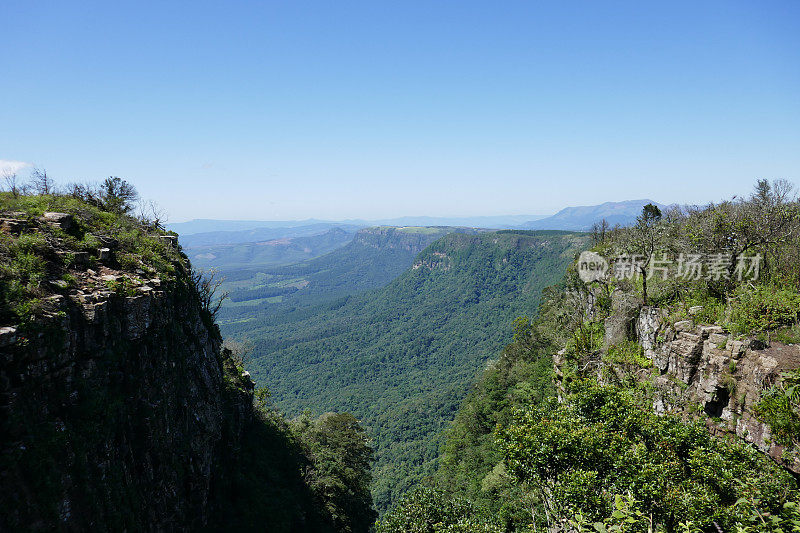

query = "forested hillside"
[[223, 230, 588, 511], [382, 180, 800, 532], [217, 225, 474, 311]]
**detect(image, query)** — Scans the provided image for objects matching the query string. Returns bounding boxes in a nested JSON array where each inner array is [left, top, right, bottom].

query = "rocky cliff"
[[0, 207, 254, 531], [636, 307, 800, 473], [555, 293, 800, 476]]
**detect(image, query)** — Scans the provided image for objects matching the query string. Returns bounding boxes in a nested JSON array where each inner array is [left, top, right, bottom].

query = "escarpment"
[[0, 206, 255, 531]]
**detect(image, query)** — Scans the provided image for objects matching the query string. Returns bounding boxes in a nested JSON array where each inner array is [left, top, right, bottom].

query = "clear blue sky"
[[2, 1, 798, 222]]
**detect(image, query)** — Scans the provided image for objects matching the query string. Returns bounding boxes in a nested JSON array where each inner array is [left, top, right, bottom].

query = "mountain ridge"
[[518, 198, 667, 230]]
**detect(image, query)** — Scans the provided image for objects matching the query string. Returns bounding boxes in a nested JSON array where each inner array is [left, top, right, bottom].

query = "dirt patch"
[[756, 342, 800, 371]]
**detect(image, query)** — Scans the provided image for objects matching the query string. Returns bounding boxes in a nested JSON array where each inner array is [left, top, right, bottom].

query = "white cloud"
[[0, 159, 32, 176]]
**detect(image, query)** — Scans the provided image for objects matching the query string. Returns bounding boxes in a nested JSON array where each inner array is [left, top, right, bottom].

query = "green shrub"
[[728, 284, 800, 335], [376, 488, 503, 533], [497, 380, 798, 529], [604, 341, 652, 368], [754, 369, 800, 449]]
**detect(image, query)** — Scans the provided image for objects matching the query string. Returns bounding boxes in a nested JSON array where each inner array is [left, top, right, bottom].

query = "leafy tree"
[[292, 412, 377, 533], [620, 203, 664, 305], [496, 379, 798, 531], [685, 180, 798, 284], [100, 176, 139, 213], [375, 487, 502, 533]]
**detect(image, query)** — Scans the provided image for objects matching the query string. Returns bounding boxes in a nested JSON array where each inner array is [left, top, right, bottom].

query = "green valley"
[[215, 225, 478, 313], [220, 229, 589, 511]]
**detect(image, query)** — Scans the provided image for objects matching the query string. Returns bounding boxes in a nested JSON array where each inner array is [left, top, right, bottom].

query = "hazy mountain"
[[177, 223, 363, 248], [168, 214, 548, 237], [217, 226, 483, 310], [186, 227, 355, 270], [166, 218, 343, 235], [518, 199, 666, 230], [367, 214, 547, 228]]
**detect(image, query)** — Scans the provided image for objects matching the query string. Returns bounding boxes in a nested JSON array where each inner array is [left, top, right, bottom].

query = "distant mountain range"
[[168, 200, 665, 242], [517, 199, 667, 231], [167, 215, 547, 236], [177, 223, 363, 248], [185, 227, 355, 270]]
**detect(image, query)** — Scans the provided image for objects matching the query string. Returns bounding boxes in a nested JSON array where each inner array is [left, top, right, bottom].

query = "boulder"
[[708, 333, 729, 346], [42, 212, 74, 231], [0, 218, 26, 234]]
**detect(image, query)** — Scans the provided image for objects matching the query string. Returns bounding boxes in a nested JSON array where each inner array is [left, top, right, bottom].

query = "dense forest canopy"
[[222, 230, 589, 511]]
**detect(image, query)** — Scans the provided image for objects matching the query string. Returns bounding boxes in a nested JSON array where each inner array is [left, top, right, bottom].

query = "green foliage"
[[497, 379, 798, 530], [754, 369, 800, 450], [291, 412, 377, 533], [673, 288, 727, 325], [604, 341, 652, 368], [98, 176, 138, 214], [568, 319, 604, 357], [569, 494, 649, 533], [375, 487, 503, 533], [435, 316, 555, 528], [728, 283, 800, 335], [773, 324, 800, 345]]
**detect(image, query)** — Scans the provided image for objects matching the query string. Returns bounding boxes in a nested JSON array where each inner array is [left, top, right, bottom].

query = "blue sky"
[[2, 1, 798, 222]]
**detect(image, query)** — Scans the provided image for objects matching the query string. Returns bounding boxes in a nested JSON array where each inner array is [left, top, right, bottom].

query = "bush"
[[754, 369, 800, 449], [496, 380, 798, 530], [728, 284, 800, 335], [376, 488, 502, 533], [604, 341, 652, 368]]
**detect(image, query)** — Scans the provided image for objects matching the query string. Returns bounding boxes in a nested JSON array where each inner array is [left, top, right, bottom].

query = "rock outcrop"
[[634, 307, 800, 473], [0, 275, 254, 530]]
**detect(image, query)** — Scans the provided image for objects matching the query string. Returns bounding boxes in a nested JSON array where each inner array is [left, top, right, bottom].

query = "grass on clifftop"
[[0, 184, 184, 326]]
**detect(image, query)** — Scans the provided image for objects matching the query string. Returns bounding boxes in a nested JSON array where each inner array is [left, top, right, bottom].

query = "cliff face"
[[0, 196, 379, 533], [635, 307, 800, 473], [0, 264, 253, 530], [555, 295, 800, 476]]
